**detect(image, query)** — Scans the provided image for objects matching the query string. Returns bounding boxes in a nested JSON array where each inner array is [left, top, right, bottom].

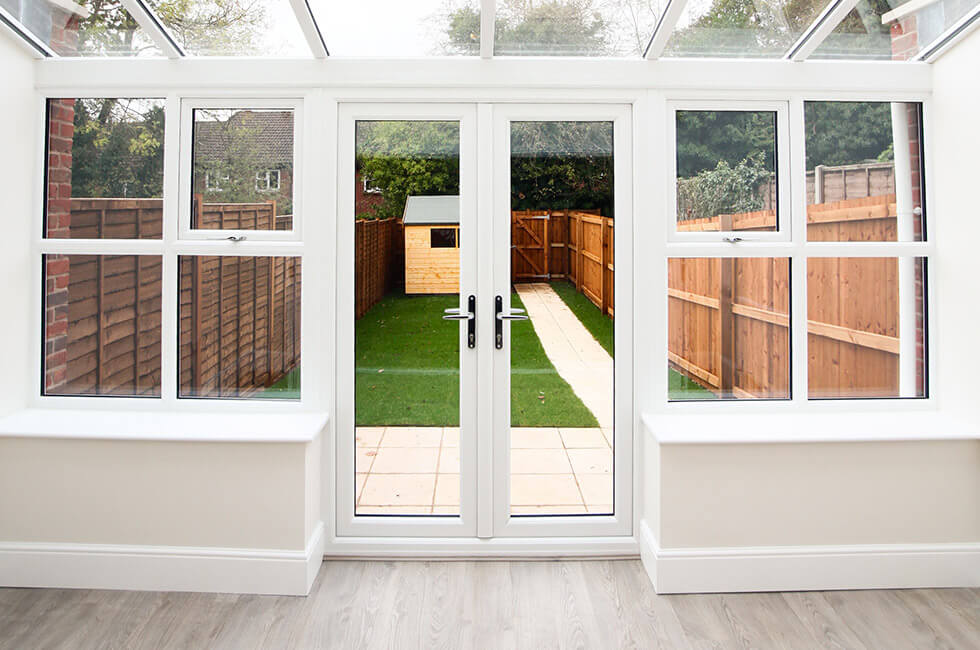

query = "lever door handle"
[[494, 295, 528, 349], [443, 296, 476, 348]]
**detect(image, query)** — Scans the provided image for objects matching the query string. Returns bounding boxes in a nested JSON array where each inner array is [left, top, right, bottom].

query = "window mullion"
[[788, 95, 808, 405], [161, 93, 181, 405]]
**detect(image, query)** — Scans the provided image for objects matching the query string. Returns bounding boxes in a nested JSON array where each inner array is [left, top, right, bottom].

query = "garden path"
[[514, 283, 614, 428]]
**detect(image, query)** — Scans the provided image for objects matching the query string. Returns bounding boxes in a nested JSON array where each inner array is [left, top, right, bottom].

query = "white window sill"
[[642, 411, 980, 445], [0, 409, 328, 443]]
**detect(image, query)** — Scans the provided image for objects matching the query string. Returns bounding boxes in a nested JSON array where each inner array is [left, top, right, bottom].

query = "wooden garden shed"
[[403, 195, 460, 294]]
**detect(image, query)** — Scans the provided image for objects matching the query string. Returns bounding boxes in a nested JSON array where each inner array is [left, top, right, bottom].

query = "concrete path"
[[515, 283, 614, 428]]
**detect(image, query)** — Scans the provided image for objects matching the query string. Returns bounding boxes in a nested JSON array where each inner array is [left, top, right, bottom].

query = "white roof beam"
[[644, 0, 689, 60], [119, 0, 184, 58], [480, 0, 495, 59], [0, 5, 57, 58], [289, 0, 328, 58], [914, 3, 980, 62], [786, 0, 860, 62]]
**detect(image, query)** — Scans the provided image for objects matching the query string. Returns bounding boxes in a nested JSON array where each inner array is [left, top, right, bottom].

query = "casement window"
[[181, 99, 300, 240], [256, 169, 281, 192], [667, 100, 928, 402], [40, 97, 303, 403]]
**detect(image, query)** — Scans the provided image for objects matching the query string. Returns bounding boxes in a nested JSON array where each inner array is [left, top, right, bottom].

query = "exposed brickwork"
[[44, 99, 75, 392], [890, 16, 919, 60]]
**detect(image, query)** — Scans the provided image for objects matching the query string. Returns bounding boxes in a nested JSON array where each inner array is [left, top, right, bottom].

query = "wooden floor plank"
[[0, 561, 976, 650]]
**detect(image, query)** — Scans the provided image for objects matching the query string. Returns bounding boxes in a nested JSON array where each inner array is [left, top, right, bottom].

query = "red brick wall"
[[44, 99, 75, 392]]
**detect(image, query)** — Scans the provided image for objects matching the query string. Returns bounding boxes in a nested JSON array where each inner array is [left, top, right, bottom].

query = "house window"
[[205, 171, 229, 192], [430, 227, 457, 248], [256, 169, 281, 192], [186, 103, 297, 234], [362, 176, 382, 194], [667, 100, 928, 402]]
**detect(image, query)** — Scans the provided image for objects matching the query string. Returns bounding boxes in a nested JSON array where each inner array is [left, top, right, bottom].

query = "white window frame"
[[178, 97, 302, 242], [361, 176, 382, 194], [255, 168, 281, 192], [653, 92, 936, 414], [33, 92, 314, 414], [667, 100, 792, 243]]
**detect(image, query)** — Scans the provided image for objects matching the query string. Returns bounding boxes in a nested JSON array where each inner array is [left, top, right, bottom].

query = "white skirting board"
[[640, 521, 980, 594], [0, 523, 324, 596]]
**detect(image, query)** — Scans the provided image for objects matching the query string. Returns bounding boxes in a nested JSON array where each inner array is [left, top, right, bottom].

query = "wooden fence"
[[56, 198, 301, 397], [355, 217, 404, 319], [670, 194, 916, 398], [513, 210, 614, 316]]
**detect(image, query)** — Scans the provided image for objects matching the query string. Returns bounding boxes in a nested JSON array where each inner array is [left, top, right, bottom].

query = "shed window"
[[431, 228, 457, 248]]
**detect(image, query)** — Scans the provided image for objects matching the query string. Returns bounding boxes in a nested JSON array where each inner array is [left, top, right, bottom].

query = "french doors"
[[336, 103, 632, 540]]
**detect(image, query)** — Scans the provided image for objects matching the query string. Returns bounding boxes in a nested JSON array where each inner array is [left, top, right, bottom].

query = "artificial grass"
[[255, 365, 301, 400], [549, 280, 613, 357], [355, 291, 597, 427], [668, 369, 717, 400]]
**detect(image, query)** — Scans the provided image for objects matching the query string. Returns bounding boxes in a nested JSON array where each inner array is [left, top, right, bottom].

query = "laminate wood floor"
[[1, 560, 977, 649]]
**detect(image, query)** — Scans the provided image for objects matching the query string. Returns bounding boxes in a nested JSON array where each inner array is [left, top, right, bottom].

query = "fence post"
[[719, 214, 735, 396], [599, 217, 607, 314]]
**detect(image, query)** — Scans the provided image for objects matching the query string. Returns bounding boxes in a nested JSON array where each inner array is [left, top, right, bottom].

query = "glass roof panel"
[[1, 0, 163, 56], [812, 0, 980, 60], [309, 0, 480, 57], [493, 0, 665, 57], [144, 0, 310, 56], [662, 0, 832, 58]]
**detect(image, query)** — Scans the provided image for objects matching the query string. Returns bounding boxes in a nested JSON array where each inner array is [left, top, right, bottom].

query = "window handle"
[[722, 236, 744, 243], [207, 234, 247, 242]]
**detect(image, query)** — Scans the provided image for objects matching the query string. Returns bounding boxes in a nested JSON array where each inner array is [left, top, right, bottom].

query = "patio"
[[355, 426, 613, 515]]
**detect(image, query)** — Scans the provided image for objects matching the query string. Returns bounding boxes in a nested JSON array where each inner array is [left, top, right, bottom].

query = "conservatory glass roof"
[[1, 0, 977, 62]]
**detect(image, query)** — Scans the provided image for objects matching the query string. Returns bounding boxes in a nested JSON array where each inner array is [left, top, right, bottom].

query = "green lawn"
[[548, 280, 715, 401], [255, 365, 301, 400], [355, 291, 597, 427]]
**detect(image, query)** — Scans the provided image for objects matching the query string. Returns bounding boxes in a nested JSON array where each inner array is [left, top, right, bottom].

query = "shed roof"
[[402, 195, 460, 225]]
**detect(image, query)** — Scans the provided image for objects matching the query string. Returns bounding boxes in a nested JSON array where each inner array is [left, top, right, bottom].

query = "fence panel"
[[355, 217, 404, 319], [59, 198, 301, 398]]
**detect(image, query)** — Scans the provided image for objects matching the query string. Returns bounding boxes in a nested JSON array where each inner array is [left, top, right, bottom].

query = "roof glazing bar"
[[785, 0, 860, 61], [644, 0, 689, 60], [289, 0, 329, 58], [480, 0, 495, 58], [119, 0, 184, 58], [0, 5, 56, 58], [914, 3, 980, 62]]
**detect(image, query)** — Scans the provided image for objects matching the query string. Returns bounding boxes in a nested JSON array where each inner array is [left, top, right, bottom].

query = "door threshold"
[[322, 535, 639, 559]]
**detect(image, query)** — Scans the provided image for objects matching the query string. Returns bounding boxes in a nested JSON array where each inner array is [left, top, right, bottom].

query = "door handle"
[[443, 295, 476, 349], [495, 295, 528, 349]]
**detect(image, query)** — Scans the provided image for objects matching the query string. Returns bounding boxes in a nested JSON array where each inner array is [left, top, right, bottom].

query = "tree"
[[70, 98, 165, 198]]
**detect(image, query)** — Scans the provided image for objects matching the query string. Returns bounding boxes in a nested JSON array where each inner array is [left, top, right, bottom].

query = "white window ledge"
[[643, 412, 979, 445], [0, 409, 327, 443]]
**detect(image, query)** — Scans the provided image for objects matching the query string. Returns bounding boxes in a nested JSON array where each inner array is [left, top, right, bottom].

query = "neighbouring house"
[[355, 171, 384, 217], [191, 109, 294, 215], [403, 195, 460, 294]]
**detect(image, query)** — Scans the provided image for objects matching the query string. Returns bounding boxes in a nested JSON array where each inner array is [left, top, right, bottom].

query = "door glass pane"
[[675, 109, 778, 233], [354, 121, 461, 516], [510, 121, 614, 516]]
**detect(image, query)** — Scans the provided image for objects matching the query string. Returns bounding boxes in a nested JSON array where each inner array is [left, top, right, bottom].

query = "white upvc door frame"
[[335, 102, 479, 537], [490, 103, 634, 538]]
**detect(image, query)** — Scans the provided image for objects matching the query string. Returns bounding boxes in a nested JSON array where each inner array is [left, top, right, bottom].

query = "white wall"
[[0, 31, 36, 416]]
